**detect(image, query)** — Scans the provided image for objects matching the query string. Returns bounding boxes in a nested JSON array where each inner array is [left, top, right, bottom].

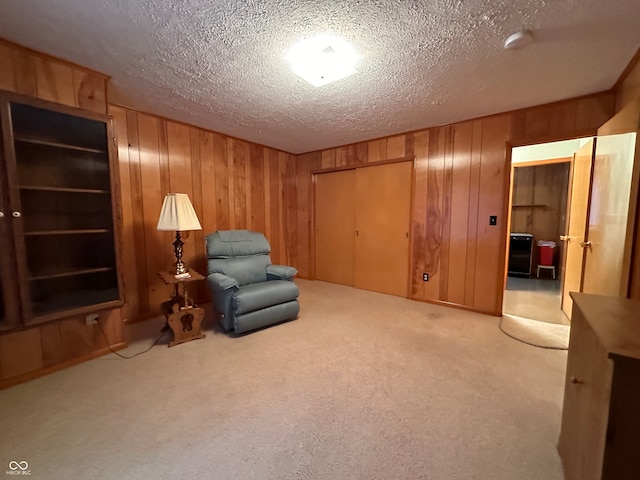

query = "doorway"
[[503, 139, 590, 325]]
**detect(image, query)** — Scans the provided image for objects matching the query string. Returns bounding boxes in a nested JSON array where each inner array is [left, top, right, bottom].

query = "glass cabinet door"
[[0, 181, 19, 330], [6, 101, 122, 324]]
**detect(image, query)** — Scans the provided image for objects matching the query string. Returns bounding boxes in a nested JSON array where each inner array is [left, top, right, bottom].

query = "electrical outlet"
[[85, 313, 99, 325], [422, 273, 429, 282]]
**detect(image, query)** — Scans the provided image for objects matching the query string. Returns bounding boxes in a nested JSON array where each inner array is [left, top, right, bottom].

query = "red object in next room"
[[538, 241, 556, 266]]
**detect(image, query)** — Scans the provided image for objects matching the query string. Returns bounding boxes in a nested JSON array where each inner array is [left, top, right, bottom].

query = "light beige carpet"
[[500, 314, 570, 350], [0, 279, 567, 480]]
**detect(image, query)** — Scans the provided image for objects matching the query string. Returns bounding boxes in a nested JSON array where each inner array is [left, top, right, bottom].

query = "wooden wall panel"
[[464, 121, 483, 307], [267, 150, 281, 263], [473, 114, 511, 314], [136, 114, 167, 312], [281, 153, 298, 267], [0, 39, 108, 114], [250, 144, 266, 233], [231, 140, 247, 229], [73, 70, 107, 114], [0, 44, 15, 91], [108, 105, 139, 322], [34, 57, 76, 107], [616, 49, 640, 112], [447, 122, 474, 305], [422, 127, 446, 302], [511, 93, 615, 146], [0, 329, 43, 378], [213, 135, 231, 230], [11, 48, 37, 97], [296, 152, 321, 278], [411, 131, 430, 300]]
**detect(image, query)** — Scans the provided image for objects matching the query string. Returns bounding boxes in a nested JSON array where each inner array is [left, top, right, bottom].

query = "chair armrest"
[[266, 265, 298, 281], [207, 272, 239, 291]]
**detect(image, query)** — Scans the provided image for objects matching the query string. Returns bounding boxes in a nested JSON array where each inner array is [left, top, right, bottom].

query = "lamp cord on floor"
[[96, 319, 168, 359], [498, 316, 568, 351]]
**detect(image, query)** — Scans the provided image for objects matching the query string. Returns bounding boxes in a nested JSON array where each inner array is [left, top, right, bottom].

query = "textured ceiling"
[[1, 0, 639, 154]]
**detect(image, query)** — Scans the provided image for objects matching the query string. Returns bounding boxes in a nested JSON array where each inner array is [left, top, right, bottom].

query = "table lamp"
[[157, 193, 202, 275]]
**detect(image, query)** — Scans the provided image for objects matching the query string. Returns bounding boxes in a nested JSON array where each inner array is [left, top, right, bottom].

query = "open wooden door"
[[582, 98, 640, 298], [560, 140, 596, 319], [315, 169, 356, 286], [354, 161, 412, 297]]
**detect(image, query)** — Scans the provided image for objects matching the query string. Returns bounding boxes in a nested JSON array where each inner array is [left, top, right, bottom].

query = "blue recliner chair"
[[205, 230, 300, 334]]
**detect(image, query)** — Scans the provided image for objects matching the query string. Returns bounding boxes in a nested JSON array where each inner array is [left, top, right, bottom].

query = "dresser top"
[[571, 293, 640, 360]]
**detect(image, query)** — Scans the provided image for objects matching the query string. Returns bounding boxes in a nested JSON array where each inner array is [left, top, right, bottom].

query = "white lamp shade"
[[157, 193, 202, 231]]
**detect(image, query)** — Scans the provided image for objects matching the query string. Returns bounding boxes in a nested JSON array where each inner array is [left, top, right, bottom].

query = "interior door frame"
[[311, 155, 416, 297], [502, 147, 579, 314]]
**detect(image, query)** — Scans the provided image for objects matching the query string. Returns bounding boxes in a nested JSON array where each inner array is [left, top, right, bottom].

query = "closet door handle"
[[12, 211, 21, 218], [579, 241, 591, 248], [0, 211, 4, 218]]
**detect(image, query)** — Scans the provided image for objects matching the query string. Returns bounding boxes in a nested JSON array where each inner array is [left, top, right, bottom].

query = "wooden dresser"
[[558, 293, 640, 480]]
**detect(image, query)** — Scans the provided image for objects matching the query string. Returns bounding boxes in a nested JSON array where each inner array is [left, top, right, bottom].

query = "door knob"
[[12, 211, 21, 218], [579, 241, 591, 248], [0, 211, 4, 218], [560, 235, 569, 242]]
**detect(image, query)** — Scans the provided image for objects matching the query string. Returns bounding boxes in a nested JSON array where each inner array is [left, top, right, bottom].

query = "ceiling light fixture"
[[287, 34, 358, 87], [504, 30, 534, 50]]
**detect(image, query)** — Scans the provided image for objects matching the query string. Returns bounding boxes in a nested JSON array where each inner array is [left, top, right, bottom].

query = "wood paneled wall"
[[299, 93, 615, 315], [0, 39, 108, 115], [109, 106, 298, 323], [615, 49, 640, 113], [615, 49, 640, 300], [0, 40, 118, 388]]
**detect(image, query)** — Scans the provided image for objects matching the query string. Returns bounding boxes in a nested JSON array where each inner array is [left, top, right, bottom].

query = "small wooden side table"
[[157, 269, 206, 347]]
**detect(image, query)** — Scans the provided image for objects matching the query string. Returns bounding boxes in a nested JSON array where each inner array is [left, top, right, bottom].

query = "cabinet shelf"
[[29, 267, 114, 281], [20, 185, 110, 194], [14, 135, 106, 154], [1, 94, 122, 330], [24, 229, 111, 236]]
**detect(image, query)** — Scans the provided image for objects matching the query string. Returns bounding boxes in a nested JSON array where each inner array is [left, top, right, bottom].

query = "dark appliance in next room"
[[508, 233, 534, 278]]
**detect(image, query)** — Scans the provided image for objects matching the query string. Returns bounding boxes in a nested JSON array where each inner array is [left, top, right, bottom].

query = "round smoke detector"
[[504, 30, 534, 50]]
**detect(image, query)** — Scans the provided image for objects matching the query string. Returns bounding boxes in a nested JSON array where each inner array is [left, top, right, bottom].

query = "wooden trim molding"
[[311, 155, 415, 175], [512, 156, 572, 168]]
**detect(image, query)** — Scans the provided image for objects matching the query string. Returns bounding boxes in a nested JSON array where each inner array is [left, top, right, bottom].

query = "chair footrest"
[[235, 301, 300, 334], [234, 280, 299, 315]]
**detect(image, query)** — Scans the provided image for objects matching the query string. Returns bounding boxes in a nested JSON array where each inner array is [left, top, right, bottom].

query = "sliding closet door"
[[354, 161, 412, 297], [315, 169, 356, 286]]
